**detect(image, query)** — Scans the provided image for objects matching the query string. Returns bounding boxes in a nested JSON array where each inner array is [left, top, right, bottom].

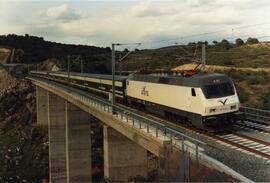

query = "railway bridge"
[[28, 75, 255, 183]]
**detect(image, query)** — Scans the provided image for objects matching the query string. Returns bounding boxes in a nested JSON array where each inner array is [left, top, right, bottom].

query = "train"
[[30, 70, 244, 129]]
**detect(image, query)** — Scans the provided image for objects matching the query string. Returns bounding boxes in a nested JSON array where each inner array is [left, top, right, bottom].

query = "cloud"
[[1, 0, 270, 47], [44, 0, 270, 46], [131, 1, 180, 17], [47, 4, 82, 22]]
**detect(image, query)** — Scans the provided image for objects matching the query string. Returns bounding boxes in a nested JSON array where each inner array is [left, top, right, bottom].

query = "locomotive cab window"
[[191, 88, 196, 97], [203, 82, 235, 99]]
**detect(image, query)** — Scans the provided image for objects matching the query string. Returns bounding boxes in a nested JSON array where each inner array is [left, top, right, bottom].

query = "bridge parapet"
[[241, 106, 270, 124]]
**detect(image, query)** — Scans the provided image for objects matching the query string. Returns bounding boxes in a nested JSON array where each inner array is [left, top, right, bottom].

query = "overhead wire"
[[138, 22, 270, 49]]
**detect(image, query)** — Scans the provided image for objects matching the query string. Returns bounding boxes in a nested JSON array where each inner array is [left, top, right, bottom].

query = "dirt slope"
[[0, 69, 17, 96], [0, 48, 11, 64]]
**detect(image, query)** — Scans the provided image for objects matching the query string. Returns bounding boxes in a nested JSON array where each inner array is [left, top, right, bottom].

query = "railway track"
[[117, 103, 270, 162], [132, 110, 270, 162], [215, 133, 270, 160], [173, 124, 270, 162], [234, 121, 270, 134], [121, 104, 270, 162]]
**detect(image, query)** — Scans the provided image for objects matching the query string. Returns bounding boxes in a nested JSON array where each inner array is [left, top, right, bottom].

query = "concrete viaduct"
[[29, 76, 250, 182]]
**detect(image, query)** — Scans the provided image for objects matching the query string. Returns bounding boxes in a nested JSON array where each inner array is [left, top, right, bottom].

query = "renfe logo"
[[219, 98, 227, 106], [141, 86, 149, 96]]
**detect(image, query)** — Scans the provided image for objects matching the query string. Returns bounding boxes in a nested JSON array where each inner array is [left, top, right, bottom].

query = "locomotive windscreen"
[[203, 82, 235, 99]]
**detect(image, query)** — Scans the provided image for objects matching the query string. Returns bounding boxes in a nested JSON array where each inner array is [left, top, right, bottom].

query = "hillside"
[[172, 63, 270, 73], [0, 34, 111, 74], [120, 42, 270, 71]]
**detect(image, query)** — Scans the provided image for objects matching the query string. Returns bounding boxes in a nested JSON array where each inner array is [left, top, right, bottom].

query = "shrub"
[[235, 38, 244, 46], [235, 84, 249, 103], [212, 40, 218, 45], [261, 91, 270, 110], [226, 70, 246, 81], [247, 76, 261, 85], [219, 39, 233, 49], [246, 37, 259, 44]]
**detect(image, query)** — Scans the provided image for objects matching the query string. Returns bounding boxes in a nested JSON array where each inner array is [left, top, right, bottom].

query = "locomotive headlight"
[[231, 105, 237, 110], [209, 108, 216, 113]]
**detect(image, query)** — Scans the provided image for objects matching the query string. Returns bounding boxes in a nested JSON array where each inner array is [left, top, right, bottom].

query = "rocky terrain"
[[0, 68, 105, 182], [0, 69, 48, 182], [0, 69, 17, 96]]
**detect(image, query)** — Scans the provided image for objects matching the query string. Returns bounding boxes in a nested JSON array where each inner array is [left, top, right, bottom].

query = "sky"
[[0, 0, 270, 48]]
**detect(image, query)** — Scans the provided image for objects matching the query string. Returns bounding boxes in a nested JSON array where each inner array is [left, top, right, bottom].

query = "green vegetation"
[[261, 91, 270, 110], [119, 38, 270, 70], [246, 37, 259, 44]]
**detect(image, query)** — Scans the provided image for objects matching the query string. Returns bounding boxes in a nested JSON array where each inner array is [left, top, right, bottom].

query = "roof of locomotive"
[[127, 72, 232, 87]]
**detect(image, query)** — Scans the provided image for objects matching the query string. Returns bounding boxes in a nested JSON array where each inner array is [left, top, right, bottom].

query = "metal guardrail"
[[30, 77, 207, 161], [240, 106, 270, 124]]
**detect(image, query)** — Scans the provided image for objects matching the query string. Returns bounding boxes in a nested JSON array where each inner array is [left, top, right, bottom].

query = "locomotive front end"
[[201, 75, 244, 127]]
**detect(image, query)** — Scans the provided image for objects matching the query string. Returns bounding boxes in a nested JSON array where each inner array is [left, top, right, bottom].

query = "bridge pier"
[[48, 93, 67, 183], [36, 86, 48, 125], [48, 93, 92, 183], [158, 147, 190, 182], [103, 126, 148, 181], [66, 102, 92, 183]]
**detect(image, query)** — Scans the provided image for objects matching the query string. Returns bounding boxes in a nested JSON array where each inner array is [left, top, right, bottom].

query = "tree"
[[221, 39, 230, 44], [212, 40, 218, 45], [197, 41, 208, 45], [188, 42, 196, 46], [123, 48, 129, 53], [246, 37, 259, 44], [220, 39, 232, 49], [235, 38, 244, 46], [235, 84, 248, 103]]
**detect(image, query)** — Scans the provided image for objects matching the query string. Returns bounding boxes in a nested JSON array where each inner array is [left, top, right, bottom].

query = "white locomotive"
[[30, 71, 244, 129], [126, 73, 243, 129]]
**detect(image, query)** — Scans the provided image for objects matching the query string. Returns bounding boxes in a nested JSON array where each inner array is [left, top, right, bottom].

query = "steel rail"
[[236, 123, 270, 134], [232, 132, 270, 146], [206, 133, 270, 159]]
